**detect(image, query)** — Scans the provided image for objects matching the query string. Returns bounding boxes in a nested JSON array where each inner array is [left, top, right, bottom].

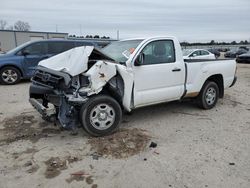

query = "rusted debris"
[[88, 128, 150, 159], [153, 151, 160, 155], [44, 156, 79, 179], [99, 72, 105, 78], [149, 142, 157, 148], [0, 114, 61, 145], [70, 171, 89, 176], [86, 176, 94, 184]]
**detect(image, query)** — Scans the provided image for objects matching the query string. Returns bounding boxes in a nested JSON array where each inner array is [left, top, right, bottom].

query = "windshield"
[[6, 41, 32, 54], [182, 49, 194, 56], [101, 40, 143, 62]]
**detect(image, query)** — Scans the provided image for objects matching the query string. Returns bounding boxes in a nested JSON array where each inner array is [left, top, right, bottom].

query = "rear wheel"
[[197, 81, 219, 109], [80, 95, 122, 136], [0, 66, 21, 85]]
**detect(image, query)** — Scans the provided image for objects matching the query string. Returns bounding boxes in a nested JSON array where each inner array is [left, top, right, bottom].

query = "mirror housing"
[[134, 53, 144, 66]]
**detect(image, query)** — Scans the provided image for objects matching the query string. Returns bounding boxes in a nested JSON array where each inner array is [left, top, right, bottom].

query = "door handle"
[[172, 68, 181, 72]]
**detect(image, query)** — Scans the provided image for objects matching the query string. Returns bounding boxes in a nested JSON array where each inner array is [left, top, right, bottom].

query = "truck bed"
[[185, 59, 236, 96]]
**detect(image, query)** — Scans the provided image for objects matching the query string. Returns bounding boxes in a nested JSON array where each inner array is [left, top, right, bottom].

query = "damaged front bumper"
[[29, 97, 58, 122], [29, 47, 134, 132], [29, 67, 90, 130]]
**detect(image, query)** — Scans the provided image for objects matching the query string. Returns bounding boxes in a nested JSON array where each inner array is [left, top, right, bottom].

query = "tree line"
[[181, 40, 249, 46], [1, 20, 111, 39], [68, 34, 110, 39], [0, 20, 31, 31]]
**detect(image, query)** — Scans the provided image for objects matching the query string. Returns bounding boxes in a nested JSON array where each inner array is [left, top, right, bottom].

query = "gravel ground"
[[0, 64, 249, 188]]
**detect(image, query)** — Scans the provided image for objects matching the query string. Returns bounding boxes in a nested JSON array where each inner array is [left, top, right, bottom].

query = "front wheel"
[[80, 95, 122, 136], [197, 81, 219, 109], [0, 66, 21, 85]]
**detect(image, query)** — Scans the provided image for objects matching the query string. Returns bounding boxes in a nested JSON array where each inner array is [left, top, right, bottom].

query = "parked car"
[[29, 36, 237, 136], [239, 46, 249, 51], [207, 48, 221, 58], [236, 52, 250, 64], [0, 39, 94, 85], [217, 48, 230, 52], [183, 49, 216, 60], [224, 48, 248, 58]]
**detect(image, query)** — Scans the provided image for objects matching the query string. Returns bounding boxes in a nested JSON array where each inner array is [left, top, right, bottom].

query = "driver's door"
[[133, 40, 185, 107], [21, 42, 48, 77]]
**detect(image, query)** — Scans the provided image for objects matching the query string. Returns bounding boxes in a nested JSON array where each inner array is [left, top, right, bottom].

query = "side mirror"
[[134, 53, 144, 66], [22, 49, 30, 56]]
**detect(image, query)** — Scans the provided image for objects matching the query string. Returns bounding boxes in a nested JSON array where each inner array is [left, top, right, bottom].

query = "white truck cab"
[[29, 36, 237, 136]]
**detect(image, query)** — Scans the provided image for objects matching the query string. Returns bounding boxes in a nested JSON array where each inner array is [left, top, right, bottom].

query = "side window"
[[61, 42, 75, 52], [48, 42, 62, 54], [23, 42, 47, 55], [75, 42, 89, 47], [201, 50, 209, 55], [48, 42, 75, 54], [141, 40, 175, 65], [191, 50, 200, 57]]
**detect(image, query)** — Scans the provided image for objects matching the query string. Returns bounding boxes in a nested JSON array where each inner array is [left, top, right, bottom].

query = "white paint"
[[185, 59, 236, 94], [116, 65, 134, 111], [130, 36, 186, 107], [38, 36, 236, 112], [81, 61, 117, 95], [39, 46, 94, 76]]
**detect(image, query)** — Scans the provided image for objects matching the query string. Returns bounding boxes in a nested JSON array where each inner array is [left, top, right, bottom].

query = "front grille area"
[[32, 69, 64, 88]]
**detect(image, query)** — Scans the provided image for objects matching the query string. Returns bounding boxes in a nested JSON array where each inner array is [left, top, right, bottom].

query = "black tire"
[[0, 66, 21, 85], [197, 81, 219, 109], [80, 95, 122, 136]]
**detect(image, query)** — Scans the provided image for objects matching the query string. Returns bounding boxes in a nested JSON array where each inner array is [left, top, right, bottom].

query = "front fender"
[[79, 61, 134, 111]]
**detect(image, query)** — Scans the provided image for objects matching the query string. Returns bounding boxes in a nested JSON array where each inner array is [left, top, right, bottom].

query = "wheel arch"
[[204, 74, 224, 98], [99, 73, 125, 108], [0, 64, 23, 77]]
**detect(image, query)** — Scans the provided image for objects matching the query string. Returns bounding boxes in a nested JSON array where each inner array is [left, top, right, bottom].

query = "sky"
[[1, 0, 250, 42]]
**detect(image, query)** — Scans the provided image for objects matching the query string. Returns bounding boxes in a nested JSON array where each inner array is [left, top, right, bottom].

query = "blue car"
[[0, 39, 94, 85]]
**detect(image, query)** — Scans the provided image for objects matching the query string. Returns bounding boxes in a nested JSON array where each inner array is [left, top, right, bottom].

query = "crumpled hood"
[[39, 46, 94, 76]]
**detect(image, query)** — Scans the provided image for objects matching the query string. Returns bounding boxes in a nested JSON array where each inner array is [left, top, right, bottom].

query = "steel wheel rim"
[[205, 87, 216, 105], [90, 103, 115, 130], [2, 69, 18, 83]]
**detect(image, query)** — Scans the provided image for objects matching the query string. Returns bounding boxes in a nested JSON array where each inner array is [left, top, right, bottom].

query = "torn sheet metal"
[[39, 46, 94, 76], [82, 62, 134, 111], [39, 46, 135, 111], [80, 61, 117, 95], [116, 65, 134, 111]]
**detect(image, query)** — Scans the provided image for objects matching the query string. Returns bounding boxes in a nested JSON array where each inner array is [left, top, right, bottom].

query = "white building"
[[0, 30, 68, 52]]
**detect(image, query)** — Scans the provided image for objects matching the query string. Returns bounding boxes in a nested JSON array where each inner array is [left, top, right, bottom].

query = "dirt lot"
[[0, 64, 250, 188]]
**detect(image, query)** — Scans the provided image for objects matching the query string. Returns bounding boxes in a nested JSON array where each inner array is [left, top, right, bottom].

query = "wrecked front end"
[[29, 46, 132, 133], [29, 65, 89, 131]]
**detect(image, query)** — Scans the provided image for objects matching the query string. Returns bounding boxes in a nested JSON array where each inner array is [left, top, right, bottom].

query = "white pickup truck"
[[29, 36, 237, 136]]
